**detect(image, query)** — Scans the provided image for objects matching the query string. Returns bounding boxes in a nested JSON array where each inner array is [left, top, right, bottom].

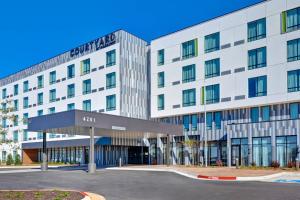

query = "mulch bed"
[[0, 190, 84, 200]]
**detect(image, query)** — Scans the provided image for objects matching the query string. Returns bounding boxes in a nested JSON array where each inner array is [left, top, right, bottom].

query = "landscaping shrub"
[[6, 154, 14, 165], [271, 161, 280, 168], [14, 154, 22, 165], [287, 161, 296, 168], [216, 160, 223, 167], [250, 162, 256, 167]]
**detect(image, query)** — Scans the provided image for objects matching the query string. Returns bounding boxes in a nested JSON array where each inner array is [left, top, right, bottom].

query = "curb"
[[81, 192, 106, 200], [197, 175, 236, 180]]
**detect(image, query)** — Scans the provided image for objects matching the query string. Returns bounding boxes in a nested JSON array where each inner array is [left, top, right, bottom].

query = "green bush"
[[6, 154, 14, 165], [14, 154, 22, 165]]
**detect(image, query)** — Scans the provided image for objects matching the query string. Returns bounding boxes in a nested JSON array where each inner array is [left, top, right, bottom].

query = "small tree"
[[6, 153, 14, 165], [14, 154, 22, 165]]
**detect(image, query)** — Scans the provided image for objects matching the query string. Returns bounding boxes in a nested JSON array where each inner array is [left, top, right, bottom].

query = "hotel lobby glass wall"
[[252, 137, 271, 167], [276, 135, 297, 167], [231, 138, 248, 166]]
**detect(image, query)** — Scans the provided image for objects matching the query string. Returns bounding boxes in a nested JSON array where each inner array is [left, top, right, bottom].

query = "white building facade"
[[151, 0, 300, 167]]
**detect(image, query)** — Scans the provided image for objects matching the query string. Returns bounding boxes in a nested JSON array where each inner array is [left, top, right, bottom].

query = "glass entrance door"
[[231, 145, 240, 166]]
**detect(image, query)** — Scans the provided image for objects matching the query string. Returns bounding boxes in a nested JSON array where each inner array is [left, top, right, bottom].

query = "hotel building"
[[1, 0, 300, 167]]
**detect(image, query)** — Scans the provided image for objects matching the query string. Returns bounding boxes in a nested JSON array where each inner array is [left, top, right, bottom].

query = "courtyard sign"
[[70, 32, 116, 58]]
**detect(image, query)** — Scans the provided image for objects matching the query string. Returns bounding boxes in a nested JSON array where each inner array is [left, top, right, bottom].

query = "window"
[[13, 131, 18, 142], [182, 39, 198, 59], [23, 113, 28, 125], [290, 103, 299, 119], [251, 107, 259, 122], [37, 75, 44, 89], [106, 72, 116, 89], [189, 114, 197, 131], [23, 97, 29, 109], [205, 58, 220, 78], [67, 103, 75, 111], [253, 137, 272, 167], [287, 38, 300, 62], [13, 115, 18, 126], [49, 71, 56, 85], [157, 49, 164, 65], [2, 118, 7, 129], [276, 136, 297, 167], [67, 84, 75, 98], [261, 106, 270, 121], [37, 110, 43, 116], [157, 72, 165, 88], [182, 64, 196, 83], [157, 94, 164, 111], [49, 89, 56, 102], [13, 100, 18, 111], [106, 50, 116, 67], [183, 115, 190, 131], [182, 89, 196, 107], [206, 112, 213, 130], [106, 95, 116, 111], [23, 81, 29, 92], [206, 112, 222, 130], [48, 107, 55, 114], [14, 84, 18, 95], [248, 47, 267, 69], [81, 59, 90, 75], [37, 93, 43, 105], [1, 103, 6, 113], [82, 100, 91, 112], [287, 69, 300, 92], [205, 84, 220, 104], [67, 64, 75, 79], [248, 18, 266, 42], [23, 130, 28, 141], [248, 76, 267, 98], [284, 7, 300, 32], [82, 79, 91, 95], [204, 32, 220, 53], [2, 88, 6, 99]]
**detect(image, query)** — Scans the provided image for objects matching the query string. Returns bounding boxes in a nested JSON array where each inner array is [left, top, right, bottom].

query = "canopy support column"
[[166, 134, 170, 166], [41, 132, 48, 171], [88, 127, 96, 173]]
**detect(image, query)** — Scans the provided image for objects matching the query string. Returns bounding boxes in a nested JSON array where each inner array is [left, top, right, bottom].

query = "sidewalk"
[[106, 165, 300, 182]]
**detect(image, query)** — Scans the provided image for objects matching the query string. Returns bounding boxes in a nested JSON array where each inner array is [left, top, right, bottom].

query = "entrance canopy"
[[27, 110, 182, 138]]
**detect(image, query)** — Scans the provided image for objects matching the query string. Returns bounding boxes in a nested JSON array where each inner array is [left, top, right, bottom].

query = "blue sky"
[[0, 0, 262, 78]]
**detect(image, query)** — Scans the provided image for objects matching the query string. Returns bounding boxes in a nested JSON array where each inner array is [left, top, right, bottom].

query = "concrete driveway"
[[0, 169, 299, 200]]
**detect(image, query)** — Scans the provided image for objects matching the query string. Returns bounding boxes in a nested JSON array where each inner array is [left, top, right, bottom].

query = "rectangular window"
[[248, 18, 266, 42], [205, 58, 220, 78], [287, 69, 300, 92], [67, 84, 75, 98], [48, 107, 55, 114], [206, 112, 213, 130], [23, 81, 29, 92], [23, 130, 28, 141], [261, 106, 270, 122], [13, 100, 18, 111], [276, 135, 297, 167], [14, 84, 19, 96], [37, 110, 43, 116], [13, 131, 18, 142], [252, 137, 272, 167], [37, 93, 43, 105], [2, 118, 7, 129], [82, 79, 91, 95], [23, 97, 29, 109], [205, 84, 220, 104], [248, 76, 267, 98], [13, 115, 18, 126], [49, 71, 56, 85], [251, 107, 259, 122], [182, 89, 196, 107], [214, 112, 222, 129], [82, 100, 91, 112], [1, 88, 6, 99], [182, 39, 198, 59], [182, 64, 196, 83], [49, 89, 56, 102], [248, 47, 267, 69], [290, 103, 299, 119], [106, 50, 116, 67], [37, 75, 44, 89], [23, 113, 28, 125], [67, 64, 75, 79], [157, 49, 165, 65], [67, 103, 75, 111], [106, 72, 116, 89], [287, 38, 300, 62], [81, 59, 90, 75], [183, 115, 190, 131], [204, 32, 220, 53], [157, 72, 165, 88], [157, 94, 164, 111], [191, 114, 198, 131], [106, 95, 116, 111], [286, 7, 300, 32]]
